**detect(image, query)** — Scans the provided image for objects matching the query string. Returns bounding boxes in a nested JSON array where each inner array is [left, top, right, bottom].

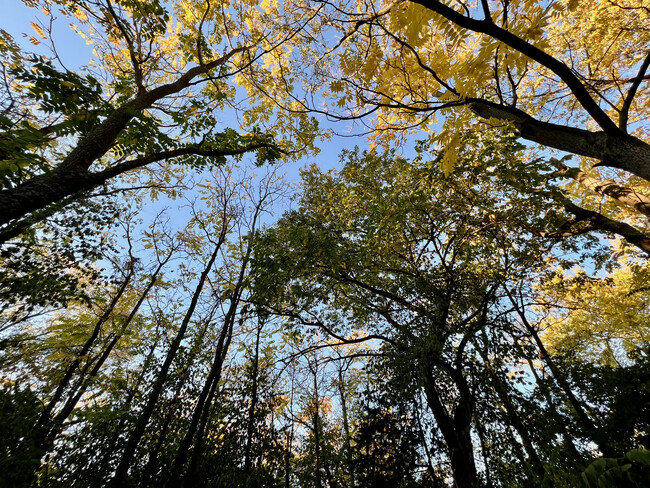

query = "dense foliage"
[[1, 0, 649, 487]]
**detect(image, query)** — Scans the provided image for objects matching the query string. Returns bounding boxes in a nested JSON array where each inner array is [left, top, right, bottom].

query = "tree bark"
[[0, 47, 252, 229], [469, 100, 650, 182], [171, 220, 257, 486], [311, 364, 324, 488], [337, 367, 355, 488], [411, 0, 619, 133], [244, 322, 263, 474], [108, 242, 222, 487], [168, 300, 236, 487], [33, 263, 134, 436], [562, 201, 650, 255], [422, 370, 478, 488]]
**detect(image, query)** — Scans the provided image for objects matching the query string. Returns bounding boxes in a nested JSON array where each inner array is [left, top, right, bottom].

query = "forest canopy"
[[1, 0, 649, 487]]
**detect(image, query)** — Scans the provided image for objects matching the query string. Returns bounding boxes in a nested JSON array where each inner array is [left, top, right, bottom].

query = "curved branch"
[[56, 45, 251, 175], [552, 160, 650, 219], [0, 45, 254, 228], [468, 98, 650, 181], [410, 0, 620, 133]]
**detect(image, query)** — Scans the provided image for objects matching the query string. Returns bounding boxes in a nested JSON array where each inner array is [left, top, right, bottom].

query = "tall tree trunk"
[[42, 256, 171, 446], [14, 259, 159, 487], [337, 367, 355, 488], [507, 292, 616, 457], [422, 370, 478, 488], [244, 321, 263, 474], [99, 333, 161, 472], [140, 313, 216, 485], [171, 200, 266, 486], [109, 242, 223, 487], [169, 307, 235, 487], [284, 372, 296, 488], [476, 337, 547, 482], [169, 245, 252, 486], [311, 369, 323, 488]]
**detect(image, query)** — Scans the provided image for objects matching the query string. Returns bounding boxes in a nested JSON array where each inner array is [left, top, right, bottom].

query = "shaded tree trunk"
[[169, 248, 252, 486], [508, 292, 616, 457], [244, 321, 263, 474], [109, 241, 223, 487], [422, 369, 478, 488], [337, 367, 355, 488]]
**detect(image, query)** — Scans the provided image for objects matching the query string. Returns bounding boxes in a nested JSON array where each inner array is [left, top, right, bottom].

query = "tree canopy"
[[1, 1, 649, 487], [0, 0, 313, 235]]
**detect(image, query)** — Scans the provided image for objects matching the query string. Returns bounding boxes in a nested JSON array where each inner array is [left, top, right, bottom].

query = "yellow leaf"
[[441, 132, 461, 176], [30, 21, 46, 40]]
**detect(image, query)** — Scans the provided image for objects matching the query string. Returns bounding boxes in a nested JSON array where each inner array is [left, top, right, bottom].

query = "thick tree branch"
[[563, 201, 650, 255], [97, 141, 278, 179], [468, 98, 650, 181], [0, 140, 274, 231], [552, 160, 650, 219], [410, 0, 620, 133], [545, 199, 650, 256]]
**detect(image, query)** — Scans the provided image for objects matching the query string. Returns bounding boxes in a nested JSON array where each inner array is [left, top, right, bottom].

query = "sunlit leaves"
[[540, 260, 650, 366]]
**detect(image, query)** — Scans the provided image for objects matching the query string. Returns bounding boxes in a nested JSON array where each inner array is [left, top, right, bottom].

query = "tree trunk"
[[423, 371, 478, 488], [337, 368, 355, 488], [108, 243, 222, 487], [33, 263, 134, 437], [168, 306, 235, 487], [244, 322, 263, 474], [508, 292, 616, 457], [171, 241, 253, 486]]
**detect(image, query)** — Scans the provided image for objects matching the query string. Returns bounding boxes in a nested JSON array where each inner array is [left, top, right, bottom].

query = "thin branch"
[[411, 0, 620, 133], [619, 49, 650, 131], [552, 159, 650, 218]]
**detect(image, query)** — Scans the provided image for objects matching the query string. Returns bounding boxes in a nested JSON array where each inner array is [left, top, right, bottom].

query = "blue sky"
[[2, 0, 376, 179], [4, 1, 94, 67], [1, 0, 398, 266]]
